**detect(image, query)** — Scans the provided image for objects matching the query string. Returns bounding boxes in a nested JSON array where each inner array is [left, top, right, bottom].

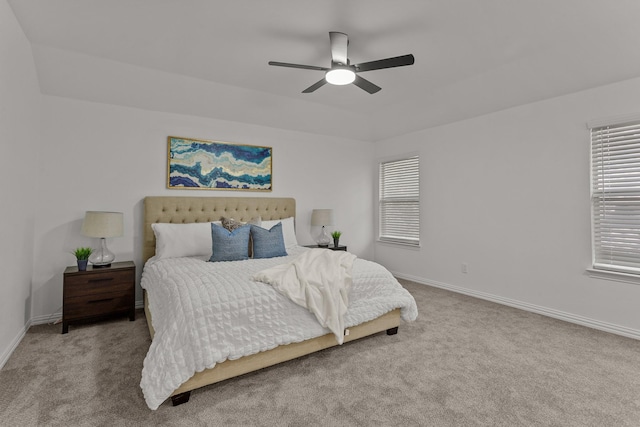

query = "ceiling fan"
[[268, 32, 414, 94]]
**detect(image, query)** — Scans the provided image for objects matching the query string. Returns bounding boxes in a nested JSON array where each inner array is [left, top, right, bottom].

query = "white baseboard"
[[30, 312, 62, 326], [0, 320, 32, 370], [393, 272, 640, 341]]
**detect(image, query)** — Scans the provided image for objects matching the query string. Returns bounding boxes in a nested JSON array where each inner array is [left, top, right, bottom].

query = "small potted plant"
[[73, 247, 93, 271], [331, 230, 342, 248]]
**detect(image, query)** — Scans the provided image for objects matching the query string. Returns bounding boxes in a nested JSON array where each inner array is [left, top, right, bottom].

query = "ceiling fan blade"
[[329, 32, 349, 65], [354, 54, 415, 73], [352, 75, 381, 94], [302, 78, 328, 93], [268, 61, 329, 71]]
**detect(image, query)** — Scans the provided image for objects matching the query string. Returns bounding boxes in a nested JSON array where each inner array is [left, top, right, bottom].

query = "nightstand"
[[62, 261, 136, 334], [304, 244, 347, 251]]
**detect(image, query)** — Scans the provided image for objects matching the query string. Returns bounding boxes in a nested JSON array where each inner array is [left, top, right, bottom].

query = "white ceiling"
[[9, 0, 640, 142]]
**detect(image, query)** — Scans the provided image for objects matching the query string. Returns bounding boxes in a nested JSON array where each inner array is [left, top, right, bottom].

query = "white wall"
[[31, 96, 374, 319], [0, 0, 40, 365], [374, 76, 640, 336]]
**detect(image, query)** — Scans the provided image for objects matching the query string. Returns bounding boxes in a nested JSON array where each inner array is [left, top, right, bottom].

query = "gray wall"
[[374, 75, 640, 337], [0, 0, 41, 366]]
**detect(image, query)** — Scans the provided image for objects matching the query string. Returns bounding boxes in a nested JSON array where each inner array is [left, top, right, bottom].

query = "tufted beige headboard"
[[143, 196, 296, 263]]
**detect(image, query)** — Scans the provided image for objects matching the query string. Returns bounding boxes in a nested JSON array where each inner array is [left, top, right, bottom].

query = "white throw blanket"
[[252, 249, 357, 344]]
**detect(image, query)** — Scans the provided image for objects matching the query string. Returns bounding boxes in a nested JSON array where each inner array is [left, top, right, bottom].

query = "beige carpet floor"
[[1, 280, 639, 426]]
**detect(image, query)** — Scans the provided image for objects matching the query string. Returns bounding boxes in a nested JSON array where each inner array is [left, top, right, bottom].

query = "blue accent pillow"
[[209, 223, 251, 262], [250, 223, 287, 259]]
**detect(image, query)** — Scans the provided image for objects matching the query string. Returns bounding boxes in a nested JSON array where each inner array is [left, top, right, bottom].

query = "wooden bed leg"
[[171, 391, 191, 406], [386, 327, 399, 335]]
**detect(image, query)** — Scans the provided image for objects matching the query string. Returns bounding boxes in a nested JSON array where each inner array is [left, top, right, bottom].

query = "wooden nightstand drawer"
[[64, 269, 134, 298], [64, 290, 133, 319], [62, 261, 136, 334]]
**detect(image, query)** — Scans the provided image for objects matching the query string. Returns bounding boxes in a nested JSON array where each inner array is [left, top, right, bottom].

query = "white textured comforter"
[[140, 246, 418, 410]]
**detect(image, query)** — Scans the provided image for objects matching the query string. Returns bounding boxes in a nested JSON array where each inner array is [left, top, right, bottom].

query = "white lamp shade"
[[81, 211, 124, 238], [310, 209, 334, 227]]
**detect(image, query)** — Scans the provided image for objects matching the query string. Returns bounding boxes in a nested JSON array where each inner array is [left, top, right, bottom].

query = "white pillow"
[[151, 222, 217, 259], [261, 217, 298, 249]]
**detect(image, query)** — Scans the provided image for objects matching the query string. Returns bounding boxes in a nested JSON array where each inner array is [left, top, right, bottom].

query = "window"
[[378, 155, 420, 246], [590, 120, 640, 274]]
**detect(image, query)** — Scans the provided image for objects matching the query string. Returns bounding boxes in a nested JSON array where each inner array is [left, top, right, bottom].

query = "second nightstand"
[[62, 261, 136, 334], [304, 244, 347, 251]]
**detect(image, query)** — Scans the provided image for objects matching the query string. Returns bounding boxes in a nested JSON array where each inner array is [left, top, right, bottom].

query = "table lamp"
[[310, 209, 334, 247], [81, 211, 124, 267]]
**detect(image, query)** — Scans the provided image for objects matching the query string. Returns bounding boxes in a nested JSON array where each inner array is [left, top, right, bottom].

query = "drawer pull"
[[88, 298, 114, 304], [88, 278, 114, 283]]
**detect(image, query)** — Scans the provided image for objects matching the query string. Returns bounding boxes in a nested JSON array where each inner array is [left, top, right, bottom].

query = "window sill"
[[375, 239, 421, 250], [586, 268, 640, 285]]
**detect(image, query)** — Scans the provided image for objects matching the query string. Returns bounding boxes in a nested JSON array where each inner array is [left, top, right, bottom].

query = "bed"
[[140, 196, 417, 409]]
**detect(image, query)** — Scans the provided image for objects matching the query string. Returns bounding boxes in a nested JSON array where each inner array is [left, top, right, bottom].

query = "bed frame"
[[143, 196, 401, 406]]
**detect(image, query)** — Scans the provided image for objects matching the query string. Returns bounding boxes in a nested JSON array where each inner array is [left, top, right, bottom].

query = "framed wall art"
[[167, 136, 272, 191]]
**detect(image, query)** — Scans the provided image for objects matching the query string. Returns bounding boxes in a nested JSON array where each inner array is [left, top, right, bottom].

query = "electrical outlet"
[[461, 263, 468, 274]]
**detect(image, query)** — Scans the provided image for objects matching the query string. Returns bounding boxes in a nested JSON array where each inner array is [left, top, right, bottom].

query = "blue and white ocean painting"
[[168, 137, 272, 191]]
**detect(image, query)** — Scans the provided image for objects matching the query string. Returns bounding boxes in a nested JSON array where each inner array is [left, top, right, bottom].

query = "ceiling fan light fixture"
[[269, 32, 414, 93], [325, 68, 356, 85]]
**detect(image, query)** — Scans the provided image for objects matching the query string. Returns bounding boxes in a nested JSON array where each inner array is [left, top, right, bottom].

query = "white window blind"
[[379, 156, 420, 246], [591, 120, 640, 274]]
